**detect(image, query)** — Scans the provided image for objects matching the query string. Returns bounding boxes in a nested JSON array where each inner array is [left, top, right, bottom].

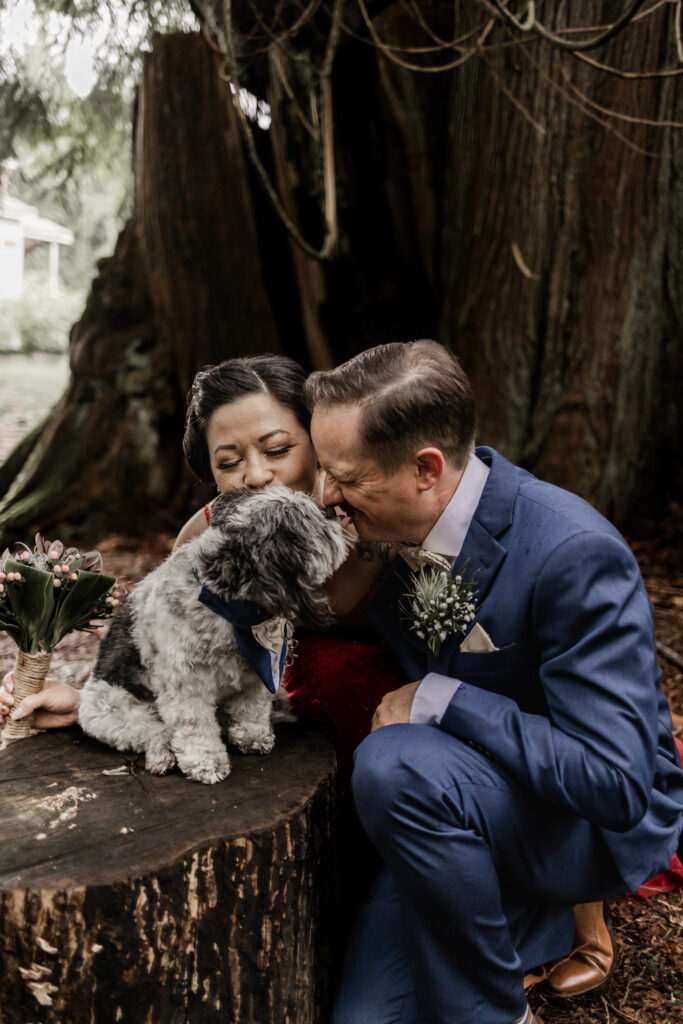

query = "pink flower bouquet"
[[0, 535, 119, 747]]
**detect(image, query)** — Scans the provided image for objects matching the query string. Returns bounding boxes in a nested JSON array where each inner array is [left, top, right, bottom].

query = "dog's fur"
[[79, 487, 348, 784]]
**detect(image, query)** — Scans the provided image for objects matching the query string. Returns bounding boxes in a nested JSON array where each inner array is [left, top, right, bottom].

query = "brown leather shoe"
[[541, 901, 617, 998]]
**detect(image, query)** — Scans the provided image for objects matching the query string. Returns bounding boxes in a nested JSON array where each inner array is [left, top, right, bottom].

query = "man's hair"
[[303, 340, 476, 472]]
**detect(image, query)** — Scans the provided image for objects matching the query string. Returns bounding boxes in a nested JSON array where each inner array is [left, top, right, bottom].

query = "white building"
[[0, 194, 74, 298]]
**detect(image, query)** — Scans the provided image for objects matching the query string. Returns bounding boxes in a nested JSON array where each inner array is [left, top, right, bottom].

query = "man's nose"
[[322, 477, 343, 507], [244, 458, 274, 489]]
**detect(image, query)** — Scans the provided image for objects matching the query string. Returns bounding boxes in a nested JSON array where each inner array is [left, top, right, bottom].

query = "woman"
[[0, 354, 403, 775]]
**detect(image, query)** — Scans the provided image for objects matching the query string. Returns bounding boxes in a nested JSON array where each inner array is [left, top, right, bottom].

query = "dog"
[[79, 487, 348, 783]]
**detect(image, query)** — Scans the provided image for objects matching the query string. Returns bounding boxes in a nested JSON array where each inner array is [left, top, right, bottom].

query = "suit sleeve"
[[439, 531, 660, 832]]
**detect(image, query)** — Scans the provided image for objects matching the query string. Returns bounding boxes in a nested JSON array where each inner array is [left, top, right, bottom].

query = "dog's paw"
[[228, 724, 275, 755], [180, 752, 232, 785], [145, 744, 176, 776]]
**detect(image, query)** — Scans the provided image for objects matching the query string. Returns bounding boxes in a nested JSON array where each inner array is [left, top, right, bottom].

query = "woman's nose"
[[244, 458, 274, 489]]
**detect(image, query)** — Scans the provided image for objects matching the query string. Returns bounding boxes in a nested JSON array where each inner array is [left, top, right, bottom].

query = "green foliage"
[[0, 561, 53, 652], [0, 274, 85, 353], [0, 553, 117, 655], [1, 0, 197, 173], [1, 0, 197, 290]]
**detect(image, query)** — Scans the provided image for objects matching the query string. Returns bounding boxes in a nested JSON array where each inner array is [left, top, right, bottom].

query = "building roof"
[[0, 194, 74, 246]]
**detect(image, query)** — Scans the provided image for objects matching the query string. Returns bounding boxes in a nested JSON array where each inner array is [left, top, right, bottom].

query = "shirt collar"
[[421, 451, 490, 560]]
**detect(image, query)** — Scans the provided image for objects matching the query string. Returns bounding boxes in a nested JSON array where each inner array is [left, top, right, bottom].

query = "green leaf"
[[0, 609, 25, 648], [3, 559, 55, 654], [46, 569, 117, 648]]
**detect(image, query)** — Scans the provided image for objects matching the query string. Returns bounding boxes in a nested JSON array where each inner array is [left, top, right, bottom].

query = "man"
[[304, 340, 683, 1024]]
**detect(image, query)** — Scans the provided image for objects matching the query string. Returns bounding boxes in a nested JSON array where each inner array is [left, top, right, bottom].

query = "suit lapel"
[[450, 445, 520, 611], [364, 448, 522, 679], [455, 517, 507, 609], [364, 558, 431, 679]]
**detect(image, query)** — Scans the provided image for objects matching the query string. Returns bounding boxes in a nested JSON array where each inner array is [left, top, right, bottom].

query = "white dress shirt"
[[409, 451, 490, 726]]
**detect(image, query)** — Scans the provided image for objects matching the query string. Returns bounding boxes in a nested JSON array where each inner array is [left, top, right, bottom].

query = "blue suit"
[[334, 448, 683, 1024]]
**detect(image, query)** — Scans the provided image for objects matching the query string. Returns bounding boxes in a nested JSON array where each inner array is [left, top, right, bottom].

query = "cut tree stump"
[[0, 722, 337, 1024]]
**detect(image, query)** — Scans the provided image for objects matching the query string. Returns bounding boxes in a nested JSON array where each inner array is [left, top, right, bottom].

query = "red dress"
[[283, 626, 405, 794]]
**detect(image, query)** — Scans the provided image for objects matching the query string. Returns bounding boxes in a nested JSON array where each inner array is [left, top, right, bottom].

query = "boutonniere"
[[400, 562, 478, 657]]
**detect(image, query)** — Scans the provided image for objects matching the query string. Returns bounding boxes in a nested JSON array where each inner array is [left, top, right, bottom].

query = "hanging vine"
[[187, 0, 683, 261]]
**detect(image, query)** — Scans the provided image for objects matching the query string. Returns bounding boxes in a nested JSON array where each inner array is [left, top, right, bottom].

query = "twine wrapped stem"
[[1, 649, 53, 746]]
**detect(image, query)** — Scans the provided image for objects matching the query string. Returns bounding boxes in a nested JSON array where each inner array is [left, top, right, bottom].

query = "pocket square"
[[459, 623, 499, 653]]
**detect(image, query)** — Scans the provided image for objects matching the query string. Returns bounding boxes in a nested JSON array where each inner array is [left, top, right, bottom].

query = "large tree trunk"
[[433, 3, 683, 522], [0, 723, 337, 1024], [1, 4, 681, 546]]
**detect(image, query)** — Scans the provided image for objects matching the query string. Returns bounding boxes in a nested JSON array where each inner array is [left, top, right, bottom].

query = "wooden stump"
[[0, 723, 337, 1024]]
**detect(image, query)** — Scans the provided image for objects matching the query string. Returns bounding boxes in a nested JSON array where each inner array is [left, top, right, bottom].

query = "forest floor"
[[1, 371, 682, 1024]]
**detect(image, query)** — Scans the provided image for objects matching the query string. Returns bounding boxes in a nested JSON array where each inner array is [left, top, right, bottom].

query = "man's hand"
[[371, 681, 421, 731]]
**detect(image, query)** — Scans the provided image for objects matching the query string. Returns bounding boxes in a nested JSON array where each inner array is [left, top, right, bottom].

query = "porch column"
[[48, 241, 60, 293]]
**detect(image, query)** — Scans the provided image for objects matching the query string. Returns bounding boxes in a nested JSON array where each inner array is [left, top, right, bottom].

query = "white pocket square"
[[459, 623, 499, 653]]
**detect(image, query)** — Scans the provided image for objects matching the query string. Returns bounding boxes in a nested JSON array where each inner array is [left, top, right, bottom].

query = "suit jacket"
[[364, 447, 683, 890]]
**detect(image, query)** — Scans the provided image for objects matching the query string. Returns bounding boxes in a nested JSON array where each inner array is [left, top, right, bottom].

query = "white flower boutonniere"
[[400, 562, 478, 657]]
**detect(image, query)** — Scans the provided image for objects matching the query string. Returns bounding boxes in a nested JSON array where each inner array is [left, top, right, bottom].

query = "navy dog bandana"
[[193, 570, 290, 693]]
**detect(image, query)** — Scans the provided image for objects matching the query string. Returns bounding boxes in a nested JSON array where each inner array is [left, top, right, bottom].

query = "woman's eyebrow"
[[213, 429, 292, 455], [258, 429, 292, 443]]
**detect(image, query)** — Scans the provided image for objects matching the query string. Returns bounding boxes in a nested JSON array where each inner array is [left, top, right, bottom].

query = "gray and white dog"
[[79, 487, 348, 784]]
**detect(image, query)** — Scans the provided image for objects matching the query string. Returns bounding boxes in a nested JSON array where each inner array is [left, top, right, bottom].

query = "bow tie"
[[397, 546, 453, 573]]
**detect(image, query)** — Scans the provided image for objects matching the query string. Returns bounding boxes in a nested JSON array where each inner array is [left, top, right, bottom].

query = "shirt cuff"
[[410, 672, 462, 726]]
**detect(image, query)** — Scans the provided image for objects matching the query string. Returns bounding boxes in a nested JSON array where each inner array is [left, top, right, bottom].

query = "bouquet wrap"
[[0, 648, 53, 745]]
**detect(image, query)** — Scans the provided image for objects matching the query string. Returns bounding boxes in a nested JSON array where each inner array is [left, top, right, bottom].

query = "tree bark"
[[1, 5, 681, 544], [433, 2, 683, 522], [0, 722, 336, 1024]]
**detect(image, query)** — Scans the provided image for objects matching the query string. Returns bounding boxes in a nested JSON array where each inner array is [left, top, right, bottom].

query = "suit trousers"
[[334, 724, 626, 1024]]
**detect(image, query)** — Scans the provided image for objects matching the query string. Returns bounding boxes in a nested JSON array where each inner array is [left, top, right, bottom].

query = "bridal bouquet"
[[0, 535, 119, 747]]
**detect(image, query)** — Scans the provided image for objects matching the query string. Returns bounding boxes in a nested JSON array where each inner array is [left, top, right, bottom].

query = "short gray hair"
[[304, 340, 476, 472]]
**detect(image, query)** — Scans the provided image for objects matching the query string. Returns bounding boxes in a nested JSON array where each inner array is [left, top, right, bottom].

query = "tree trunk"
[[1, 5, 681, 545], [0, 34, 282, 547], [433, 2, 683, 522], [0, 722, 336, 1024]]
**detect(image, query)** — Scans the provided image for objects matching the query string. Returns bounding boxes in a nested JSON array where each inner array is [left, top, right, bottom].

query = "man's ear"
[[414, 448, 445, 491]]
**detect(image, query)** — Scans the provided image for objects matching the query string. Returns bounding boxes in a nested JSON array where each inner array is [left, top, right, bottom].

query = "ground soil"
[[1, 367, 682, 1023]]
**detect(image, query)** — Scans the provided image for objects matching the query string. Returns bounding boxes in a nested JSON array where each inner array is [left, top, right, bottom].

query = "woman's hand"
[[0, 672, 81, 730]]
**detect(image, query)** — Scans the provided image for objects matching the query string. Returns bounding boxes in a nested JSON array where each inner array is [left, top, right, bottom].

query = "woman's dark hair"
[[183, 355, 310, 481]]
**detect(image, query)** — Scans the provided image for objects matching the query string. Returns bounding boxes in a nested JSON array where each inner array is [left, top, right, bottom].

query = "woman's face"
[[206, 392, 319, 495]]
